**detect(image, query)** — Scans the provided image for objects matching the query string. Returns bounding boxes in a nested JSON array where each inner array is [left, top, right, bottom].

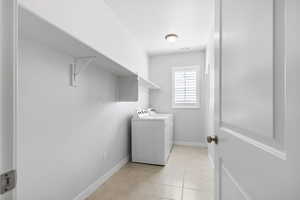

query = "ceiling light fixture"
[[180, 47, 191, 51], [165, 33, 178, 43]]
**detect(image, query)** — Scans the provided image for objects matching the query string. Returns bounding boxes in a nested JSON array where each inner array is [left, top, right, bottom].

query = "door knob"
[[207, 135, 218, 144]]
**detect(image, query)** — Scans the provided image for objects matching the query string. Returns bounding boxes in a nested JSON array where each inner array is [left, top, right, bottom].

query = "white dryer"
[[131, 109, 173, 165]]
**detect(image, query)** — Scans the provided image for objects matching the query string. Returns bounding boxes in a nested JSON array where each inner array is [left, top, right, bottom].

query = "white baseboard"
[[174, 141, 207, 147], [73, 156, 129, 200], [208, 154, 215, 169]]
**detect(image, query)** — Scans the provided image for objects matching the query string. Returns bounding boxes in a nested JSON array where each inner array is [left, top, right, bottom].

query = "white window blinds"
[[172, 66, 200, 108]]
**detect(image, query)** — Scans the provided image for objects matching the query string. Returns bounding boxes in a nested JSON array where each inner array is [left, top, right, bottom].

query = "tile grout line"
[[181, 169, 186, 200]]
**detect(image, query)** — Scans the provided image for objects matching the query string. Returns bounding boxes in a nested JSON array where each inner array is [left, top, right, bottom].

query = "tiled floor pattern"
[[87, 145, 214, 200]]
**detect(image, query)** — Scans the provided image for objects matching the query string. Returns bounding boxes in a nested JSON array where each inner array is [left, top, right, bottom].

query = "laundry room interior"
[[2, 0, 300, 199], [15, 0, 215, 199]]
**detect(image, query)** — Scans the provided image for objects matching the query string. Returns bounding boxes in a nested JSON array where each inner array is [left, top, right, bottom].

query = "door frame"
[[12, 0, 18, 199]]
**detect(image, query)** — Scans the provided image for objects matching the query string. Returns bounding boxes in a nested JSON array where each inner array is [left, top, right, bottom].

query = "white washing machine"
[[131, 109, 173, 165]]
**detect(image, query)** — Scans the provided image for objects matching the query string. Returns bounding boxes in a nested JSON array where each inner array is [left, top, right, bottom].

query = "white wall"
[[18, 38, 148, 200], [20, 0, 148, 78], [149, 51, 206, 144]]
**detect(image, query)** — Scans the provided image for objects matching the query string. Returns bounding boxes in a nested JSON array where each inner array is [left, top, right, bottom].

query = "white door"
[[210, 0, 300, 199], [0, 0, 17, 199]]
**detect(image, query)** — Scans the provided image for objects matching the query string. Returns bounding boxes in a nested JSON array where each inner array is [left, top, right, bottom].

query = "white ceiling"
[[105, 0, 213, 55]]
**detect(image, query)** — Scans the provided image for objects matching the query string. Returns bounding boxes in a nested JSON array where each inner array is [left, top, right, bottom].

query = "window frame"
[[172, 66, 200, 109]]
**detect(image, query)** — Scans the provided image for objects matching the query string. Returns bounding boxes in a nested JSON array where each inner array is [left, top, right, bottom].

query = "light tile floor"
[[87, 145, 214, 200]]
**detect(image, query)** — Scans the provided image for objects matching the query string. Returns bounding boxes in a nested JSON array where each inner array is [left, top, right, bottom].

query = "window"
[[172, 66, 200, 108]]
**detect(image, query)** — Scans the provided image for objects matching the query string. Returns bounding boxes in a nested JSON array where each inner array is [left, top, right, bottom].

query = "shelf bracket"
[[71, 56, 96, 87]]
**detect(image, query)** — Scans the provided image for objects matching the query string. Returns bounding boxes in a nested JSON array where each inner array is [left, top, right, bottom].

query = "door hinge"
[[0, 170, 16, 194]]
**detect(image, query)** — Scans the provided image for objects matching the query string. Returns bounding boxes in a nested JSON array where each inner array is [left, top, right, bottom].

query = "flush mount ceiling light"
[[180, 47, 191, 51], [165, 33, 178, 43]]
